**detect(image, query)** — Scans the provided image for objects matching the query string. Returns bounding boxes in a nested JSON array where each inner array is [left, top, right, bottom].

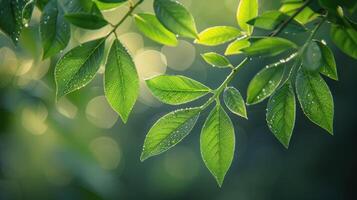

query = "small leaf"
[[330, 24, 357, 59], [146, 75, 211, 105], [236, 0, 258, 35], [201, 104, 235, 187], [141, 108, 201, 161], [154, 0, 198, 39], [40, 0, 70, 59], [223, 87, 248, 119], [247, 65, 285, 105], [94, 0, 126, 10], [65, 13, 108, 29], [296, 68, 334, 134], [225, 39, 251, 55], [194, 26, 242, 46], [201, 52, 232, 68], [315, 40, 338, 80], [134, 13, 178, 46], [302, 41, 323, 72], [104, 39, 139, 123], [266, 83, 296, 148], [241, 37, 297, 57], [55, 38, 105, 99]]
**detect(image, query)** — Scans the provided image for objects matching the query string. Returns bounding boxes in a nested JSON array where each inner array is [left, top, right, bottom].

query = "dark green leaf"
[[315, 40, 338, 80], [242, 37, 297, 57], [194, 26, 242, 46], [65, 13, 108, 29], [223, 87, 248, 119], [330, 24, 357, 59], [201, 52, 232, 68]]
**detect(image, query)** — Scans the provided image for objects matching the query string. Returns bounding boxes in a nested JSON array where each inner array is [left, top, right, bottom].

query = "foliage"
[[1, 0, 357, 187]]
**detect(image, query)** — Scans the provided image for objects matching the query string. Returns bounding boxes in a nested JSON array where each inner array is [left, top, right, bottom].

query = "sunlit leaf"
[[223, 87, 247, 119], [279, 2, 318, 24], [225, 39, 251, 55], [315, 40, 338, 80], [241, 37, 297, 57], [94, 0, 126, 10], [236, 0, 258, 35], [201, 52, 232, 68], [195, 26, 242, 46]]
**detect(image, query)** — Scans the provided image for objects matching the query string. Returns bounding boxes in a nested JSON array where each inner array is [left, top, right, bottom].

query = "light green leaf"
[[223, 87, 247, 119], [55, 38, 105, 99], [225, 39, 251, 55], [236, 0, 258, 35], [266, 83, 296, 148], [302, 41, 322, 72], [154, 0, 198, 39], [141, 107, 201, 161], [194, 26, 242, 46], [94, 0, 126, 10], [40, 0, 70, 59], [65, 13, 108, 29], [296, 68, 334, 134], [279, 2, 318, 25], [146, 75, 211, 105], [201, 104, 235, 187], [241, 37, 297, 57], [315, 40, 338, 80], [201, 52, 232, 68], [104, 39, 139, 123], [330, 24, 357, 59], [134, 13, 178, 46], [247, 65, 285, 105]]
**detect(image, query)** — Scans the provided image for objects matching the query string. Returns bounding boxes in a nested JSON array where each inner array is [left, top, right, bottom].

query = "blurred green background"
[[1, 0, 357, 199]]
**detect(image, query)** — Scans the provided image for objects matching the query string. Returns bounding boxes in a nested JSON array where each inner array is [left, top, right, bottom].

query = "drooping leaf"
[[330, 24, 357, 59], [302, 41, 323, 72], [225, 39, 251, 55], [141, 108, 201, 161], [104, 39, 139, 123], [247, 65, 285, 105], [55, 38, 105, 99], [194, 26, 242, 46], [94, 0, 126, 10], [315, 40, 338, 80], [236, 0, 258, 35], [201, 52, 232, 68], [65, 13, 109, 29], [40, 0, 70, 59], [266, 83, 296, 148], [296, 68, 334, 134], [134, 13, 178, 46], [146, 75, 211, 105], [201, 104, 235, 187], [241, 37, 297, 57], [154, 0, 198, 39], [223, 87, 247, 119]]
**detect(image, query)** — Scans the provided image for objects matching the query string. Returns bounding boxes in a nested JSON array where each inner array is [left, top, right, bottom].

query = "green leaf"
[[200, 104, 235, 187], [223, 87, 248, 119], [247, 11, 306, 32], [330, 24, 357, 59], [141, 108, 201, 161], [65, 13, 108, 29], [201, 52, 232, 68], [241, 37, 297, 57], [61, 0, 94, 13], [302, 41, 323, 72], [236, 0, 258, 35], [225, 39, 251, 55], [154, 0, 198, 39], [55, 38, 105, 99], [279, 2, 318, 24], [94, 0, 126, 10], [104, 39, 139, 123], [296, 68, 334, 134], [134, 13, 178, 46], [266, 83, 296, 148], [146, 75, 211, 105], [247, 65, 285, 105], [315, 40, 338, 80], [194, 26, 242, 46], [40, 0, 70, 59]]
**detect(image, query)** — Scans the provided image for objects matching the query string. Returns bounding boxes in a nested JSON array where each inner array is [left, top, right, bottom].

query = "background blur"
[[1, 0, 357, 199]]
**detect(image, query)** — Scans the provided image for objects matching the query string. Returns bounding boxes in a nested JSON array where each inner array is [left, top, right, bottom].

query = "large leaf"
[[146, 75, 211, 105], [315, 40, 338, 80], [134, 13, 178, 46], [64, 13, 109, 29], [154, 0, 198, 39], [302, 41, 323, 72], [141, 108, 201, 161], [296, 69, 334, 134], [241, 37, 297, 57], [104, 39, 139, 123], [201, 104, 235, 187], [55, 38, 105, 99], [40, 0, 70, 59], [201, 52, 232, 68], [223, 87, 247, 119], [194, 26, 242, 46], [225, 39, 251, 55], [247, 65, 285, 105], [330, 24, 357, 59], [266, 83, 296, 148], [236, 0, 258, 35]]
